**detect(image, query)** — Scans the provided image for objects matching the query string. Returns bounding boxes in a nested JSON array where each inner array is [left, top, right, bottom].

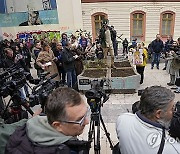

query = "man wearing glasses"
[[5, 87, 90, 153]]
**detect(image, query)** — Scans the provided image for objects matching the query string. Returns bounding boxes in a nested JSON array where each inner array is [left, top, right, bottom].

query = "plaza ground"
[[30, 57, 180, 154]]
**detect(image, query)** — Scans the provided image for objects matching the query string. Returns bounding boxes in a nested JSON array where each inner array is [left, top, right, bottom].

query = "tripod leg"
[[100, 114, 114, 150], [95, 115, 101, 154], [88, 118, 95, 142], [88, 114, 101, 154]]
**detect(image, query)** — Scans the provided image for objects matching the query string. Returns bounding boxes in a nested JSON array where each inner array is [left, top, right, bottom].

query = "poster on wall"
[[0, 0, 59, 27]]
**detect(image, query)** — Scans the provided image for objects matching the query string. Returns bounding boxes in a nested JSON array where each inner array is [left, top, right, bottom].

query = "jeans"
[[113, 41, 118, 56], [19, 86, 26, 100], [151, 52, 161, 68], [66, 69, 77, 88], [123, 46, 128, 54], [24, 84, 29, 96], [58, 68, 66, 84]]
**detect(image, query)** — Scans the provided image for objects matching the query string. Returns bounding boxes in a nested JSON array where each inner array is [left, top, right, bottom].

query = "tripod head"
[[85, 79, 109, 113]]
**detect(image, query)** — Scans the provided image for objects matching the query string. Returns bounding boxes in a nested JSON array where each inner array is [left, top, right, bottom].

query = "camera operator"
[[169, 101, 180, 140], [0, 109, 42, 154], [116, 86, 180, 154], [5, 87, 90, 154]]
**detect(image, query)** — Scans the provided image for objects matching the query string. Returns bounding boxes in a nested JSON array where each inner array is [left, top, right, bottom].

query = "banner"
[[133, 49, 143, 65], [0, 0, 59, 27], [0, 10, 59, 27]]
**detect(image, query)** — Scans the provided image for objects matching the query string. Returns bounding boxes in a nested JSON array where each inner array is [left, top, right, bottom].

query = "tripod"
[[88, 99, 114, 154]]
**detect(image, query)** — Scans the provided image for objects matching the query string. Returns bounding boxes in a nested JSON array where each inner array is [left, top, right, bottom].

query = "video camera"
[[85, 79, 109, 112], [29, 73, 60, 110], [0, 66, 34, 123], [0, 66, 28, 97]]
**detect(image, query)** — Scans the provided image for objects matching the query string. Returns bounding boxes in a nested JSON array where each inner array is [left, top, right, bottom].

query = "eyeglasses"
[[61, 107, 90, 126]]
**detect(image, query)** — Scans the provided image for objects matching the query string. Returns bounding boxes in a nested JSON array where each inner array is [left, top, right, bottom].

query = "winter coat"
[[5, 116, 73, 154], [151, 39, 164, 53], [36, 50, 60, 81], [62, 47, 76, 72], [0, 118, 27, 154]]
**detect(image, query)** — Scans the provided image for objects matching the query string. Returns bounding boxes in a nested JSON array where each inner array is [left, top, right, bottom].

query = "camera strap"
[[157, 128, 165, 154]]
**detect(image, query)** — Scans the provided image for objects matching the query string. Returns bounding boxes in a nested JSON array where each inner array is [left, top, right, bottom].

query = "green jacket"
[[0, 118, 27, 154]]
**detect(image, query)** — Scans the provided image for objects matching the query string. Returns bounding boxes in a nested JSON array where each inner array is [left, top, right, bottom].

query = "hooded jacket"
[[0, 118, 27, 154], [5, 116, 74, 154]]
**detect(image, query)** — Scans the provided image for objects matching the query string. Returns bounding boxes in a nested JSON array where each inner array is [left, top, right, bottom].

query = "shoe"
[[171, 87, 177, 90], [167, 82, 175, 86], [140, 81, 143, 84], [162, 67, 166, 70], [151, 67, 153, 69], [157, 67, 159, 70], [174, 90, 180, 93]]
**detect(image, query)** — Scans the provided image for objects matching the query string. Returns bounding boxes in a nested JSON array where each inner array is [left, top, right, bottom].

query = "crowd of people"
[[0, 27, 180, 153], [122, 34, 180, 91]]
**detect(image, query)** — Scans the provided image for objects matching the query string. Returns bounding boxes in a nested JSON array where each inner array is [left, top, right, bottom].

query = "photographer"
[[116, 86, 180, 154], [0, 109, 42, 154], [5, 87, 90, 154]]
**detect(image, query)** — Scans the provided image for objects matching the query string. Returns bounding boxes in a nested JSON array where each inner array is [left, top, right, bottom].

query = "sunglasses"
[[61, 107, 90, 126]]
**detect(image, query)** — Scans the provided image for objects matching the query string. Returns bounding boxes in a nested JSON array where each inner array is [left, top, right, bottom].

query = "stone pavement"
[[30, 59, 180, 154], [79, 61, 180, 154]]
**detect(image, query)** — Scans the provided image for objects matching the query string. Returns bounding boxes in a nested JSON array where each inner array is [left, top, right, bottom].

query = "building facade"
[[81, 0, 180, 43]]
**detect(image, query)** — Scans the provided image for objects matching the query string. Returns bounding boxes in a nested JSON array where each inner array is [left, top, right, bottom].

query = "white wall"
[[1, 0, 83, 40], [81, 2, 180, 43]]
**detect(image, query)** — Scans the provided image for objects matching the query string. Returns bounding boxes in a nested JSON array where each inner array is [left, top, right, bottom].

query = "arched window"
[[160, 11, 175, 38], [130, 11, 146, 41], [91, 12, 108, 40]]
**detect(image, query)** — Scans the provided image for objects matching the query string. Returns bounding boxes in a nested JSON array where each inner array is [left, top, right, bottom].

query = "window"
[[160, 11, 175, 37], [91, 13, 108, 40], [130, 11, 146, 41]]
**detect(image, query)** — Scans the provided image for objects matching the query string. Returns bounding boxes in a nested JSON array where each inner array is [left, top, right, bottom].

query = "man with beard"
[[116, 86, 180, 154]]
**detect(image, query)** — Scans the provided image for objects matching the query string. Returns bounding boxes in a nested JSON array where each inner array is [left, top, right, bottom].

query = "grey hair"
[[45, 87, 82, 124], [139, 86, 175, 117]]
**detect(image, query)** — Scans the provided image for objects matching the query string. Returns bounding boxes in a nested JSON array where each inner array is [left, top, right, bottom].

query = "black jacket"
[[151, 39, 164, 53], [62, 47, 76, 71]]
